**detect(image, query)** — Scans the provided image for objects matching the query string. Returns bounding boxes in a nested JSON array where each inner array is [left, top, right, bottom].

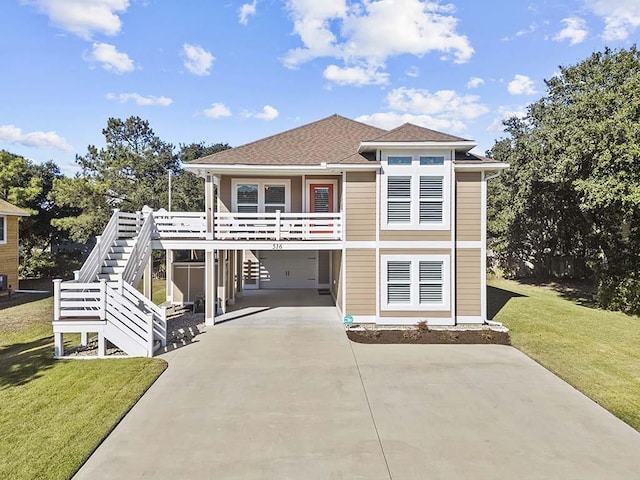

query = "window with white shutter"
[[382, 153, 449, 230], [382, 255, 449, 311]]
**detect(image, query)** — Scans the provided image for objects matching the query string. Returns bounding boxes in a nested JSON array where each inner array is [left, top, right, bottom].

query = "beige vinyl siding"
[[456, 248, 481, 316], [345, 249, 375, 315], [218, 175, 302, 212], [380, 248, 450, 256], [456, 172, 482, 241], [331, 250, 342, 307], [345, 172, 376, 241], [379, 230, 451, 241], [0, 216, 19, 291]]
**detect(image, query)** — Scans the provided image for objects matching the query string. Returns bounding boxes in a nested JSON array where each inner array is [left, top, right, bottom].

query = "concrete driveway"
[[75, 290, 640, 479]]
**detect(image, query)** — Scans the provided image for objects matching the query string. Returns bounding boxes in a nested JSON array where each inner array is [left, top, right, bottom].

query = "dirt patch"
[[347, 327, 510, 345]]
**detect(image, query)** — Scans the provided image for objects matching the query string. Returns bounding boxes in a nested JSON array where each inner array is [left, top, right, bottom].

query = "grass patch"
[[0, 295, 166, 480], [489, 278, 640, 432], [137, 278, 167, 305]]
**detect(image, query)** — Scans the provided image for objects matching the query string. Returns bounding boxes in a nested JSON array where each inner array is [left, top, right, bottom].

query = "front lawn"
[[489, 278, 640, 432], [0, 295, 166, 480]]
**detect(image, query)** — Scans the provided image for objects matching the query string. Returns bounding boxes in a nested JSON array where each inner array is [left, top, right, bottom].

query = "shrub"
[[598, 274, 640, 316]]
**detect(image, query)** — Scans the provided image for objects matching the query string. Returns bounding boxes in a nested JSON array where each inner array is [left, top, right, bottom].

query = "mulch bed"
[[347, 327, 510, 345]]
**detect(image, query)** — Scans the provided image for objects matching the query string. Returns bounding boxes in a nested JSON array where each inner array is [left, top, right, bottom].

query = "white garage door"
[[259, 250, 317, 289]]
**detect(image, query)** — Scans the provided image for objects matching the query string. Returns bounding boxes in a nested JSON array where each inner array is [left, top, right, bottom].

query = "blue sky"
[[1, 0, 639, 173]]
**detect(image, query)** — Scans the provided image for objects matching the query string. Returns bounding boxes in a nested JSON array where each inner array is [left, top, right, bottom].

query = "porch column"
[[205, 174, 215, 240], [235, 250, 243, 298], [217, 249, 227, 315], [228, 250, 236, 305], [165, 249, 173, 303], [143, 252, 152, 300], [205, 248, 216, 326]]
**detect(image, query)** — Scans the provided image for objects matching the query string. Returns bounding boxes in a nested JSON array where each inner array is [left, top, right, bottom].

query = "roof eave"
[[358, 141, 478, 153], [453, 162, 509, 171]]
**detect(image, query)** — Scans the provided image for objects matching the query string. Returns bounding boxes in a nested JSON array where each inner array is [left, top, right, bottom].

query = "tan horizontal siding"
[[332, 250, 342, 307], [379, 230, 451, 241], [345, 249, 375, 315], [456, 248, 481, 316], [456, 172, 482, 241], [345, 172, 376, 241], [380, 248, 450, 256], [0, 216, 20, 290]]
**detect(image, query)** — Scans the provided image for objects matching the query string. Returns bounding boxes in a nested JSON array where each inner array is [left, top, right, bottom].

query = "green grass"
[[137, 278, 167, 305], [0, 295, 167, 480], [489, 278, 640, 431]]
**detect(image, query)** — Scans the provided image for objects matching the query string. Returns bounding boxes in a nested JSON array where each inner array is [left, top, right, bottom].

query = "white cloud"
[[86, 42, 134, 73], [323, 64, 388, 86], [283, 0, 473, 85], [406, 66, 420, 78], [386, 87, 489, 120], [356, 112, 467, 133], [239, 0, 257, 25], [466, 76, 484, 89], [245, 105, 279, 120], [202, 103, 232, 119], [24, 0, 129, 39], [554, 17, 588, 45], [584, 0, 640, 40], [508, 74, 537, 95], [182, 43, 214, 76], [106, 93, 172, 106], [487, 105, 528, 133], [0, 124, 73, 151]]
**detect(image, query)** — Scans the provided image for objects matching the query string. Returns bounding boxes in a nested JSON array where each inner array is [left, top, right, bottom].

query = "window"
[[388, 156, 412, 165], [232, 179, 290, 213], [382, 255, 449, 310], [420, 156, 445, 165], [382, 154, 450, 229], [0, 216, 5, 244]]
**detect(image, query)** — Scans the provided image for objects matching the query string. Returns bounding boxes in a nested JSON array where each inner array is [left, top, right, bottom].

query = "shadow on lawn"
[[518, 278, 598, 308], [0, 292, 50, 311], [487, 286, 526, 320], [0, 336, 55, 389]]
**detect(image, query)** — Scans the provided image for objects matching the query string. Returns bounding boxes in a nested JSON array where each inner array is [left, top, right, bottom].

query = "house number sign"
[[272, 243, 283, 250]]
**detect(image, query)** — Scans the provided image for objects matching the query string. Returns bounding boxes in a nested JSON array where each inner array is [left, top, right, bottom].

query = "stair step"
[[114, 239, 135, 247], [109, 246, 133, 254], [101, 266, 125, 274], [97, 274, 120, 281], [104, 259, 128, 267]]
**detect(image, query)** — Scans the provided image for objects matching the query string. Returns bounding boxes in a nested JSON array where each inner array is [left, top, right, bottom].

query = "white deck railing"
[[153, 211, 207, 239], [214, 212, 343, 240]]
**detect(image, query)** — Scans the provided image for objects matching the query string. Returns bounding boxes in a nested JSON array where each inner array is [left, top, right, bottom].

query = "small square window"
[[420, 156, 445, 165], [388, 156, 412, 165]]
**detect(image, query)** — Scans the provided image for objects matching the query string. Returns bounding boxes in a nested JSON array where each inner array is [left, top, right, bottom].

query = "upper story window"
[[232, 179, 290, 213], [382, 153, 450, 230], [0, 216, 5, 244]]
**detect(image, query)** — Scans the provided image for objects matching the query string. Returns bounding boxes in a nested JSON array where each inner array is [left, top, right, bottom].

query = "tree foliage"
[[50, 117, 229, 242], [488, 46, 640, 311]]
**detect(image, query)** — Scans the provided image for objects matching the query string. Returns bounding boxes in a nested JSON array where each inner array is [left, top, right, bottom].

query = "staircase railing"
[[75, 209, 121, 283], [119, 279, 166, 349], [121, 209, 154, 287]]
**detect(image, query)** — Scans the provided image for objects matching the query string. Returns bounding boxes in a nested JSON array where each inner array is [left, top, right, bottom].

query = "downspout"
[[483, 170, 503, 326]]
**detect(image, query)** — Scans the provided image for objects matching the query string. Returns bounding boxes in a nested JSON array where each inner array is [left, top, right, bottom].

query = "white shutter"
[[387, 261, 411, 304], [419, 176, 443, 224], [419, 261, 443, 304], [387, 177, 411, 224]]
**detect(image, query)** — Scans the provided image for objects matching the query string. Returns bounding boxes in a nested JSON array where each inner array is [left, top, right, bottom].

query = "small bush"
[[416, 320, 429, 333], [598, 274, 640, 316]]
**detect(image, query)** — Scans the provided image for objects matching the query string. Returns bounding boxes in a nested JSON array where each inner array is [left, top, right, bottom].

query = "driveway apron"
[[75, 290, 640, 479]]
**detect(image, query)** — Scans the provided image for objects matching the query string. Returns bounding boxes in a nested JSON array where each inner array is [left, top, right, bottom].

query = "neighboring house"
[[0, 199, 30, 293], [52, 115, 508, 357]]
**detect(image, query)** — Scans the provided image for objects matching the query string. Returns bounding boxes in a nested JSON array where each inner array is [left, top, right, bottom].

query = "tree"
[[50, 117, 179, 242], [488, 46, 640, 310]]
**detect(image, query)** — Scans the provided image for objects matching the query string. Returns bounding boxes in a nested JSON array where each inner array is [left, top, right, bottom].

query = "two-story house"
[[51, 115, 507, 358], [0, 198, 29, 295]]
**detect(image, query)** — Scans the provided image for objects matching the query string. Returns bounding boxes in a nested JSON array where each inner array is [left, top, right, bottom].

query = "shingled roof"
[[188, 114, 479, 167], [0, 199, 29, 216], [189, 114, 386, 166], [366, 123, 471, 143]]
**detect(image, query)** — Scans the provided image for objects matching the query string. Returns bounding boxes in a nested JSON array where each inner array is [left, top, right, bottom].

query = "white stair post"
[[99, 279, 107, 321], [275, 210, 281, 240]]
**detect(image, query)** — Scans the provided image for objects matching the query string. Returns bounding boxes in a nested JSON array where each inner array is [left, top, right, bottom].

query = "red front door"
[[309, 184, 334, 213]]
